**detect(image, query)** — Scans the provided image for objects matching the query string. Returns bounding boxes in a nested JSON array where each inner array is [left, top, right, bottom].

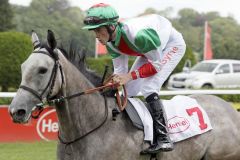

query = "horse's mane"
[[58, 43, 103, 87], [57, 43, 116, 97]]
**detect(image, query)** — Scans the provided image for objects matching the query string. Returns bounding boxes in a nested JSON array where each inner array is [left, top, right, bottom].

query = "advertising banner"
[[0, 106, 58, 142]]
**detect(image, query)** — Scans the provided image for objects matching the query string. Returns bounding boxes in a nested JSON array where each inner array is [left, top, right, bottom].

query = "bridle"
[[19, 45, 64, 118], [18, 45, 108, 146]]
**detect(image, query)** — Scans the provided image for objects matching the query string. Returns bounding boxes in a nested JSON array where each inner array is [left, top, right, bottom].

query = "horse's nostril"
[[16, 109, 26, 117]]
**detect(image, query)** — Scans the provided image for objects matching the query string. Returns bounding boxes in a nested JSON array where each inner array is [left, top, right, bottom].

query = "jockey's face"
[[93, 26, 109, 45]]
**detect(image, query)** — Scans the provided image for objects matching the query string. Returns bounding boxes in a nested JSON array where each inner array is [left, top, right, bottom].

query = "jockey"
[[83, 3, 186, 154]]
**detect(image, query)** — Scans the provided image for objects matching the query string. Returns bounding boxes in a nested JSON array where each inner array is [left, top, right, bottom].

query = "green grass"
[[0, 141, 57, 160]]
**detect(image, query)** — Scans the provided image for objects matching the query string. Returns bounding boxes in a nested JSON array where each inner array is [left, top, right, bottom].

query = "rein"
[[56, 83, 127, 146], [58, 95, 108, 145], [47, 82, 128, 111], [32, 82, 128, 115], [55, 83, 126, 146]]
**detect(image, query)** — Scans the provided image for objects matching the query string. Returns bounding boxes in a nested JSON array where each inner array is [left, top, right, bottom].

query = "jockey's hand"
[[112, 73, 132, 85]]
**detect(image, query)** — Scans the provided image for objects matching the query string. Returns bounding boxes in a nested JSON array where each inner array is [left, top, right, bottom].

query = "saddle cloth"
[[126, 95, 213, 144]]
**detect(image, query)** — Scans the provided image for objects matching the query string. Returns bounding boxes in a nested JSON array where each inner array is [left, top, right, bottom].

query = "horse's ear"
[[31, 30, 41, 49], [47, 30, 57, 49]]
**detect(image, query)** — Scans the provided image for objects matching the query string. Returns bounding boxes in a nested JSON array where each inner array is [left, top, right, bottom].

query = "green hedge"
[[0, 31, 32, 91], [86, 55, 135, 77], [216, 94, 240, 102], [0, 98, 13, 105]]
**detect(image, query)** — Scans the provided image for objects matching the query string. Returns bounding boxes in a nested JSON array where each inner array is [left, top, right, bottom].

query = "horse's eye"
[[38, 67, 48, 74]]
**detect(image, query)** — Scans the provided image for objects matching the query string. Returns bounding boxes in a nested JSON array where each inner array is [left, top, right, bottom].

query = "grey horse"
[[9, 30, 240, 160]]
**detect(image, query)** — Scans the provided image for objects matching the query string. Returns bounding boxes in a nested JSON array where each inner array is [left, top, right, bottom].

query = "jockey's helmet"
[[82, 3, 119, 30]]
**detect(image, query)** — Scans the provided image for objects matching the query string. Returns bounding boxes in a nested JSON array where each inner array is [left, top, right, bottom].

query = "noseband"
[[19, 46, 64, 118]]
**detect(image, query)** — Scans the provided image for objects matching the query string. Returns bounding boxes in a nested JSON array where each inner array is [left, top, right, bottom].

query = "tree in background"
[[12, 0, 95, 57], [0, 32, 32, 91], [139, 7, 174, 19], [0, 0, 15, 31], [173, 9, 240, 60], [210, 17, 240, 60], [138, 8, 158, 16]]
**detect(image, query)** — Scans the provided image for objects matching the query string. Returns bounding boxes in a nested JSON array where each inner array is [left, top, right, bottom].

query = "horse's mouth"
[[13, 118, 28, 124]]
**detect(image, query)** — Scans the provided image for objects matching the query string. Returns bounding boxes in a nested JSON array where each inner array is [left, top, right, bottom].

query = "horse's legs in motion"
[[141, 93, 173, 154]]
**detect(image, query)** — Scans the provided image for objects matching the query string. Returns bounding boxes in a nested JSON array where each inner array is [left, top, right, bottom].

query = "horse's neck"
[[55, 55, 106, 141]]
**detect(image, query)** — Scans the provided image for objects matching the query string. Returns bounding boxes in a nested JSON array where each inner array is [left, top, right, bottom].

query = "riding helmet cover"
[[82, 3, 119, 30]]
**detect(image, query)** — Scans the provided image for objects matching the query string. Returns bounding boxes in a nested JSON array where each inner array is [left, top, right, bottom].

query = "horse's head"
[[9, 30, 63, 123]]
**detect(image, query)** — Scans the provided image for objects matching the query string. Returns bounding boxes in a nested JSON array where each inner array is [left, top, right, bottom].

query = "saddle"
[[125, 99, 145, 130], [120, 96, 213, 144]]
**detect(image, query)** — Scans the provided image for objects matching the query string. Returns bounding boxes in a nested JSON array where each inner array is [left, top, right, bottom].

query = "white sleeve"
[[112, 55, 128, 74]]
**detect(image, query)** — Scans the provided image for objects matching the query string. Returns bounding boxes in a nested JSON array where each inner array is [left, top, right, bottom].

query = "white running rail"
[[1, 90, 240, 98]]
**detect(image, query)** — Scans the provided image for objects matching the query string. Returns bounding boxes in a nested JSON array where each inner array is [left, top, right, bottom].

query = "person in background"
[[82, 3, 186, 154]]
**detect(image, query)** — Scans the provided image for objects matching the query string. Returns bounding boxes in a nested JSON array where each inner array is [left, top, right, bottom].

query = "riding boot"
[[141, 93, 173, 154]]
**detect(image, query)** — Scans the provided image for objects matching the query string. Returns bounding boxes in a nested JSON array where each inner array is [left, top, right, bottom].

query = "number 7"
[[186, 107, 208, 130]]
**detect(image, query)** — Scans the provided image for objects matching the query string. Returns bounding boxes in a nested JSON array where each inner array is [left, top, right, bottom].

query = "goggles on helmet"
[[83, 16, 119, 26]]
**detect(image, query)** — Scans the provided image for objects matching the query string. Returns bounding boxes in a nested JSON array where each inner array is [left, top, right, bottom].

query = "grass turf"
[[0, 141, 57, 160]]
